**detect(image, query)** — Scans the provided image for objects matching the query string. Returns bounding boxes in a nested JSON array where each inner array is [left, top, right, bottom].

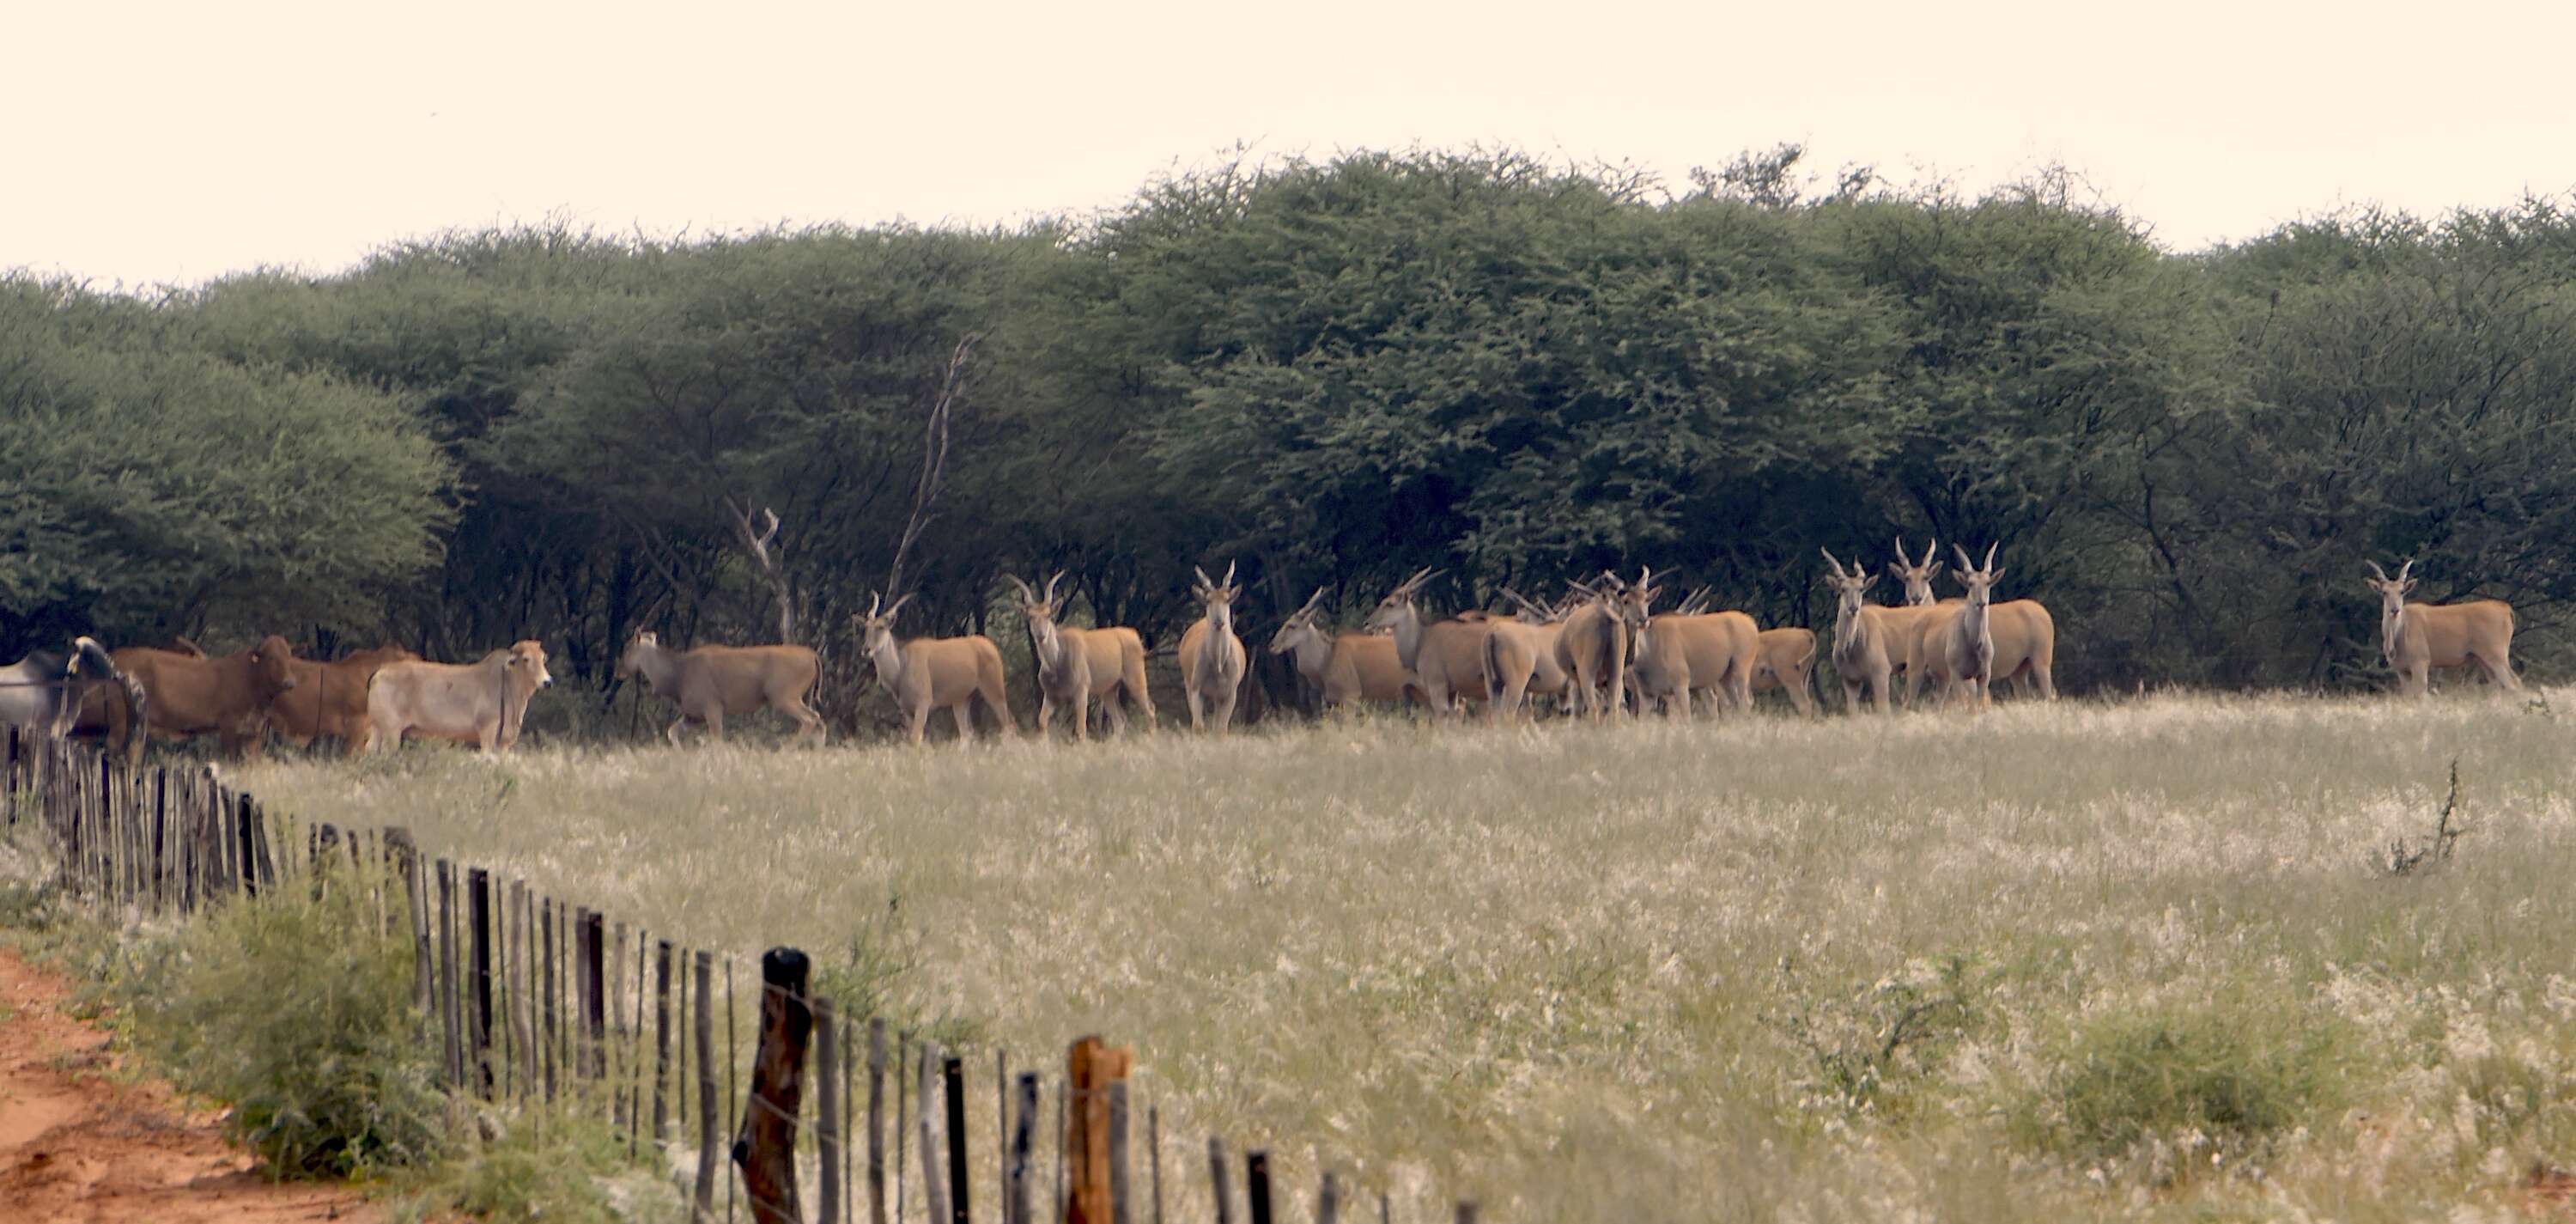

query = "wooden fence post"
[[1209, 1138, 1233, 1224], [511, 881, 537, 1096], [732, 947, 811, 1224], [693, 950, 720, 1217], [388, 830, 427, 1013], [944, 1055, 969, 1224], [655, 939, 675, 1142], [582, 910, 607, 1082], [435, 860, 462, 1087], [1149, 1105, 1163, 1224], [1108, 1081, 1132, 1224], [1315, 1172, 1337, 1224], [1009, 1072, 1039, 1224], [541, 900, 561, 1101], [1068, 1038, 1133, 1224], [916, 1041, 951, 1224], [817, 998, 842, 1224], [868, 1019, 888, 1224], [1245, 1152, 1272, 1224], [468, 868, 495, 1097]]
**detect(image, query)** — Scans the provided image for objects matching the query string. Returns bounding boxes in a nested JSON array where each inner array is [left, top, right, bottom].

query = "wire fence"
[[2, 726, 1474, 1224]]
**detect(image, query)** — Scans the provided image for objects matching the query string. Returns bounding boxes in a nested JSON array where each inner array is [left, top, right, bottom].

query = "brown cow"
[[616, 631, 825, 746], [365, 642, 553, 754], [72, 636, 301, 766], [263, 643, 421, 756]]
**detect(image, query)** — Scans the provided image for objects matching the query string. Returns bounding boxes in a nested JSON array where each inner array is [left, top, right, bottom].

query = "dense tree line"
[[5, 146, 2570, 721]]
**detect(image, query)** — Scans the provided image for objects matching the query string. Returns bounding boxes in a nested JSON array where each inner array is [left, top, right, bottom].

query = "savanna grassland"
[[233, 690, 2576, 1222]]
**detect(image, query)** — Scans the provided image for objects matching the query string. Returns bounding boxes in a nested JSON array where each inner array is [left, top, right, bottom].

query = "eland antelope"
[[1481, 590, 1574, 723], [1552, 579, 1631, 720], [1009, 573, 1155, 740], [1750, 628, 1820, 716], [1363, 568, 1493, 717], [1177, 563, 1249, 732], [1268, 588, 1419, 710], [858, 593, 1015, 746], [2364, 559, 2518, 697], [1819, 549, 1919, 714], [616, 631, 825, 746], [1901, 545, 2057, 707], [1615, 569, 1758, 717]]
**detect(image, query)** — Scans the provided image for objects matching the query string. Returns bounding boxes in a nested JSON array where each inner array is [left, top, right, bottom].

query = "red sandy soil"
[[0, 944, 385, 1224]]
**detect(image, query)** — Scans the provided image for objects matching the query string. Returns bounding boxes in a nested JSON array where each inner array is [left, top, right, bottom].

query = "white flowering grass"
[[236, 688, 2576, 1221]]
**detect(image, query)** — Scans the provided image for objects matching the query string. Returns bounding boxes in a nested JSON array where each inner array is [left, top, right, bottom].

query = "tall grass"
[[237, 688, 2576, 1221]]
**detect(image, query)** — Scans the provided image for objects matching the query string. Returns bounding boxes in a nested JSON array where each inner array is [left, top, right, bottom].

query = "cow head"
[[250, 635, 300, 696], [507, 641, 553, 694]]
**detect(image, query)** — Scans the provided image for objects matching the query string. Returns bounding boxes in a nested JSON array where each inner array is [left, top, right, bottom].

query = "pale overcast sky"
[[13, 0, 2576, 288]]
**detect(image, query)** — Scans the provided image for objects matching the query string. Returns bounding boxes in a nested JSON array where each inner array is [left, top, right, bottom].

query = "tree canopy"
[[6, 148, 2570, 708]]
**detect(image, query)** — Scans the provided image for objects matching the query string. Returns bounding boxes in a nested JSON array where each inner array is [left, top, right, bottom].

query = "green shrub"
[[121, 872, 445, 1177], [2019, 996, 2348, 1167]]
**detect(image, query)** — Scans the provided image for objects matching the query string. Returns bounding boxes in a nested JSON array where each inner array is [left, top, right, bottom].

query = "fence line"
[[2, 726, 1479, 1223]]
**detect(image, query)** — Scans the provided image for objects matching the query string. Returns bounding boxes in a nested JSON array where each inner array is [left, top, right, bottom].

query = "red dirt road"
[[0, 944, 384, 1224]]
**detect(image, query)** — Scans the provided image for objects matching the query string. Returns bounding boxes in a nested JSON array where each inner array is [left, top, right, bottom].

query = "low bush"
[[119, 874, 446, 1177], [2016, 993, 2349, 1172]]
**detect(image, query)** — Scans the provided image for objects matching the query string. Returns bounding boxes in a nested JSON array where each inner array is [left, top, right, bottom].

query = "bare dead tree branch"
[[725, 495, 799, 643], [882, 332, 983, 602]]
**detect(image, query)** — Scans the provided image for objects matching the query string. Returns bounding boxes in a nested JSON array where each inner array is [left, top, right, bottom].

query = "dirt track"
[[0, 945, 384, 1224]]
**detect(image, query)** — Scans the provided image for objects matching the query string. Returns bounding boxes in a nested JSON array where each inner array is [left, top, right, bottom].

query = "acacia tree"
[[0, 276, 453, 653]]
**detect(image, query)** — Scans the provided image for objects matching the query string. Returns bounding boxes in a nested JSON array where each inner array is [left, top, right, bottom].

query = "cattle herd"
[[0, 543, 2525, 763]]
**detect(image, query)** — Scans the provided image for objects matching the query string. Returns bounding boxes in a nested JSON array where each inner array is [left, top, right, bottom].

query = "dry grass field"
[[232, 689, 2576, 1222]]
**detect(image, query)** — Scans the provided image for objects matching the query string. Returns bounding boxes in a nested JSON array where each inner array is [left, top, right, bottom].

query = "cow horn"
[[866, 591, 883, 619], [1953, 543, 1976, 571], [1893, 536, 1909, 567], [1044, 570, 1065, 607], [1193, 565, 1214, 590], [2397, 557, 2415, 582], [1984, 541, 1998, 570], [2365, 559, 2390, 582], [1821, 547, 1848, 577], [1221, 560, 1236, 589], [1004, 574, 1034, 602]]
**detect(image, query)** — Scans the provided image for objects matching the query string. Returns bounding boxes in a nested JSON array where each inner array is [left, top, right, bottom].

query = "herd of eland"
[[0, 543, 2526, 759]]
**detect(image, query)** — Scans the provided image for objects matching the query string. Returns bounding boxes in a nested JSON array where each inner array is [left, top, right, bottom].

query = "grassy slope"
[[234, 690, 2576, 1221]]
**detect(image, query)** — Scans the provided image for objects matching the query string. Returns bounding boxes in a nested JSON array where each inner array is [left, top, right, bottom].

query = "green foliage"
[[118, 874, 446, 1178], [0, 275, 453, 647], [2015, 996, 2349, 1171], [386, 1110, 682, 1224], [8, 150, 2576, 700], [813, 895, 985, 1050]]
